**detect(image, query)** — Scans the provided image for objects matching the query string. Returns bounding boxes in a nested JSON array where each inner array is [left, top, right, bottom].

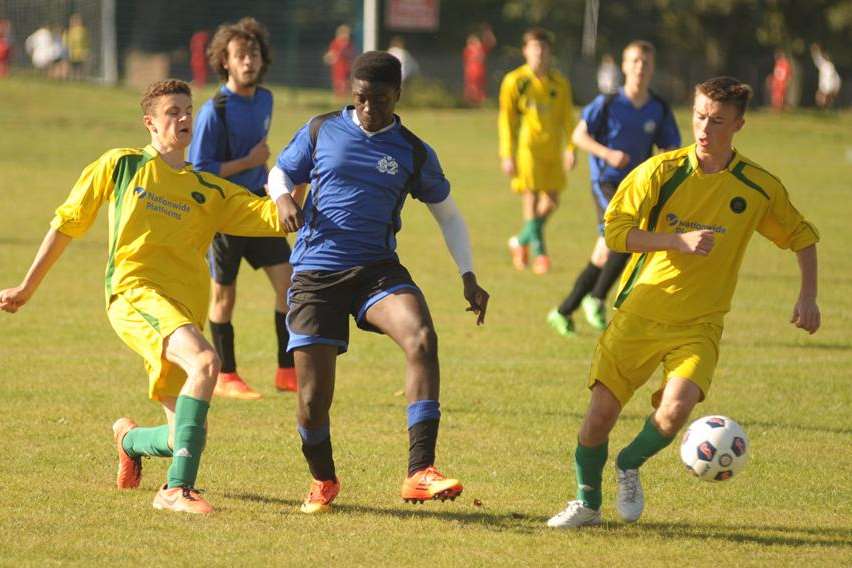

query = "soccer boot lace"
[[152, 484, 213, 514], [615, 466, 644, 522]]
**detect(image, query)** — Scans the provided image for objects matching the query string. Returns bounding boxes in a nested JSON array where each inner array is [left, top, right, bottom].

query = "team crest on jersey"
[[643, 120, 657, 134], [377, 155, 398, 175], [666, 212, 679, 227], [134, 186, 147, 198], [730, 196, 747, 214], [191, 191, 206, 204]]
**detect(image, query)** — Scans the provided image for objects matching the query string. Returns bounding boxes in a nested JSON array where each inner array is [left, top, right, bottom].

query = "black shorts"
[[591, 181, 619, 235], [208, 233, 291, 285], [286, 259, 420, 354]]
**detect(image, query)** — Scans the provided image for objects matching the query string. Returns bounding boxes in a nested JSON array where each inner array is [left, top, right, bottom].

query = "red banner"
[[385, 0, 440, 31]]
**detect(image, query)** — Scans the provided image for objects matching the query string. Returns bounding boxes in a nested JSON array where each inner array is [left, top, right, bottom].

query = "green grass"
[[1, 76, 850, 566]]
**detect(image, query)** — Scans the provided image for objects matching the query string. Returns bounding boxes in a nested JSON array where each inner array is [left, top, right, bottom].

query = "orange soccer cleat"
[[508, 236, 528, 271], [300, 478, 341, 514], [532, 255, 551, 275], [274, 367, 298, 392], [401, 466, 463, 504], [112, 417, 142, 490], [152, 484, 214, 514], [214, 372, 262, 400]]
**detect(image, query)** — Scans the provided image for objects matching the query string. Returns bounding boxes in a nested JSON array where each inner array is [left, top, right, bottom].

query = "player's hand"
[[246, 137, 271, 168], [462, 272, 489, 326], [275, 194, 304, 233], [0, 285, 32, 314], [563, 149, 576, 171], [501, 157, 516, 177], [674, 230, 715, 255], [605, 149, 630, 168], [791, 296, 820, 334]]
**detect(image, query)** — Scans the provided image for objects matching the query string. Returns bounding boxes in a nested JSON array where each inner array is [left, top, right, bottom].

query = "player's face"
[[622, 47, 654, 88], [692, 92, 744, 157], [225, 38, 262, 88], [523, 39, 551, 72], [145, 94, 193, 150], [352, 79, 400, 132]]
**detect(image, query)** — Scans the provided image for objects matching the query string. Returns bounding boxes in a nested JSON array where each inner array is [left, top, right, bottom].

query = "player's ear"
[[734, 115, 745, 132], [143, 113, 156, 133]]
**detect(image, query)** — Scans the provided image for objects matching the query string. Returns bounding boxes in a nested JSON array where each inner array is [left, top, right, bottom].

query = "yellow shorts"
[[107, 287, 201, 401], [588, 310, 723, 408], [511, 150, 566, 194]]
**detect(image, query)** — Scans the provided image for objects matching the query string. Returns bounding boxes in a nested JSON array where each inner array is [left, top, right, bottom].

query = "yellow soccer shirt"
[[50, 145, 284, 318], [605, 145, 819, 326], [498, 64, 575, 162]]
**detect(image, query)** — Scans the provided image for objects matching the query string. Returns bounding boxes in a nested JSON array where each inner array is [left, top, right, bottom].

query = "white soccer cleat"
[[546, 500, 602, 528], [615, 466, 644, 522]]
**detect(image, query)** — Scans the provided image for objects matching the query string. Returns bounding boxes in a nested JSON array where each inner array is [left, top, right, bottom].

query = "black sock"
[[590, 252, 630, 300], [275, 311, 293, 368], [408, 419, 439, 476], [301, 437, 336, 481], [558, 263, 602, 315], [209, 321, 235, 373]]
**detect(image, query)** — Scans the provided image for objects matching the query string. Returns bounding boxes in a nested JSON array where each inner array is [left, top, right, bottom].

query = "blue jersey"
[[584, 89, 680, 184], [277, 107, 451, 273], [189, 85, 273, 195]]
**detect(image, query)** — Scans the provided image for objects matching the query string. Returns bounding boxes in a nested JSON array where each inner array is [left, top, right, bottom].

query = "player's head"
[[141, 79, 193, 149], [692, 77, 752, 156], [622, 40, 655, 89], [208, 17, 271, 87], [351, 51, 401, 132], [522, 27, 553, 72]]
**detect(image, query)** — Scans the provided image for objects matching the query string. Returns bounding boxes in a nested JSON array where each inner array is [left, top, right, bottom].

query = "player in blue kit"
[[548, 41, 681, 336], [268, 51, 490, 513], [189, 17, 297, 399]]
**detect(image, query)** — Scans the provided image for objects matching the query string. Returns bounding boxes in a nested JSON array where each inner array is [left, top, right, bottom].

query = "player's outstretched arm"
[[790, 244, 820, 334], [0, 228, 72, 313]]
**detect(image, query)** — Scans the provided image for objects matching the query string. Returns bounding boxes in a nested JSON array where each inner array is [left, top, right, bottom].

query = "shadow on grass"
[[607, 520, 852, 548], [754, 340, 852, 351]]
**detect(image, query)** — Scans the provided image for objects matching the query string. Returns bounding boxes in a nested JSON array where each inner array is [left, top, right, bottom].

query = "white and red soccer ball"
[[680, 415, 748, 481]]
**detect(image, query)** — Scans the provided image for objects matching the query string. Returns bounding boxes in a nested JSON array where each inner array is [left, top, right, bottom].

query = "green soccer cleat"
[[547, 308, 576, 337], [581, 295, 607, 331]]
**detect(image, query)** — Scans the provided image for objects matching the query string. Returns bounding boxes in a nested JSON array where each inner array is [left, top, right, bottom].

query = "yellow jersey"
[[51, 145, 283, 318], [605, 145, 819, 326], [498, 64, 575, 162]]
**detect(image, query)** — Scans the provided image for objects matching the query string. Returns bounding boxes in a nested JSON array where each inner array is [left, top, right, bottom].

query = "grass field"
[[0, 76, 850, 566]]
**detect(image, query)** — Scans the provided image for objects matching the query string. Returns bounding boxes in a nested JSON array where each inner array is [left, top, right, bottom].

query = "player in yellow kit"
[[547, 77, 821, 528], [499, 27, 576, 274], [0, 80, 300, 514]]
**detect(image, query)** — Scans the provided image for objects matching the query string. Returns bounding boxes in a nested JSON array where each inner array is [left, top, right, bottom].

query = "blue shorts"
[[286, 259, 420, 354]]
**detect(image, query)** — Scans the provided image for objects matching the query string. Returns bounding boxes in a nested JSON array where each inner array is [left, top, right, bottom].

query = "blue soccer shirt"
[[277, 107, 451, 272], [584, 89, 680, 184], [189, 85, 273, 195]]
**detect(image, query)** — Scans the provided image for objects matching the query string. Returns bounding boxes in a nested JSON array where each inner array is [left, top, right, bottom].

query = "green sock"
[[530, 217, 546, 256], [167, 395, 209, 489], [575, 440, 608, 510], [122, 425, 172, 458], [616, 415, 675, 470], [517, 219, 537, 246]]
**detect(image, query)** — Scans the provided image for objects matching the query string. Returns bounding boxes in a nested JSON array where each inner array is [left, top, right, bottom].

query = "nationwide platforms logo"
[[377, 155, 398, 175], [134, 187, 190, 220]]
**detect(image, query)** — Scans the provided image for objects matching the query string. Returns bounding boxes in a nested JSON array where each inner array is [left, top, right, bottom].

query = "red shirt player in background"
[[463, 24, 496, 105], [190, 30, 210, 88], [0, 19, 12, 78], [770, 49, 792, 111], [324, 24, 355, 99]]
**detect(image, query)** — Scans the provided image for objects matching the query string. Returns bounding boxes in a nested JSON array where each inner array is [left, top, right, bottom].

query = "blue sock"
[[298, 424, 335, 481], [407, 400, 441, 428], [407, 400, 441, 475]]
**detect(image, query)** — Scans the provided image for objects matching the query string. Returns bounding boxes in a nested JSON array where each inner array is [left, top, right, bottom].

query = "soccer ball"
[[680, 415, 748, 481]]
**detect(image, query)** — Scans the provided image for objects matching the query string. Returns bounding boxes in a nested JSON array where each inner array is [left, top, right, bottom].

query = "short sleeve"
[[582, 95, 608, 139], [757, 184, 819, 252], [216, 178, 284, 237], [411, 143, 450, 204], [50, 151, 117, 237], [604, 160, 658, 252], [276, 122, 314, 185], [188, 102, 224, 176]]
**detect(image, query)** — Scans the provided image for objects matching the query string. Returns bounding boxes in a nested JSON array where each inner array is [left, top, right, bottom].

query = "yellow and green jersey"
[[605, 145, 819, 326], [51, 145, 283, 318], [498, 64, 575, 162]]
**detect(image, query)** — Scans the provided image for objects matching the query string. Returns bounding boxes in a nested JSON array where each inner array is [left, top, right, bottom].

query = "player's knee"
[[299, 389, 332, 424], [656, 400, 693, 436], [194, 349, 221, 381], [403, 325, 438, 361]]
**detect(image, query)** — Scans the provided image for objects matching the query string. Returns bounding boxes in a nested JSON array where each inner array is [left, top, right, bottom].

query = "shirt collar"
[[688, 144, 741, 174], [348, 106, 398, 137]]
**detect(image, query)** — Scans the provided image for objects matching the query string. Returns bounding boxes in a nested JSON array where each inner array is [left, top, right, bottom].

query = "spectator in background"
[[597, 54, 619, 95], [0, 19, 12, 77], [190, 29, 210, 88], [324, 24, 355, 99], [769, 48, 792, 111], [388, 36, 419, 84], [64, 13, 89, 80], [25, 25, 59, 73], [462, 23, 496, 105], [810, 44, 841, 109]]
